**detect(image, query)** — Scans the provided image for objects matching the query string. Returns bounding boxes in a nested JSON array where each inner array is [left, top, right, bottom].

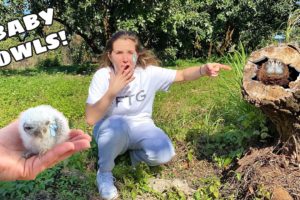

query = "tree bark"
[[216, 26, 234, 55], [242, 44, 300, 153]]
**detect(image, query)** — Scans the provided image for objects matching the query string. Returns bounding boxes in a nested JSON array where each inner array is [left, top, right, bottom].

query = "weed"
[[285, 8, 300, 42], [195, 176, 222, 200]]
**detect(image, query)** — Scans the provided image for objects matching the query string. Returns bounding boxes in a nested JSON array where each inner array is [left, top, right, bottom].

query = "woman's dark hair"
[[99, 31, 160, 68]]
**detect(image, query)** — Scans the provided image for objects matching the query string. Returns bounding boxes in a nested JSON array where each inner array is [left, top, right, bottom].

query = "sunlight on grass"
[[0, 73, 91, 130]]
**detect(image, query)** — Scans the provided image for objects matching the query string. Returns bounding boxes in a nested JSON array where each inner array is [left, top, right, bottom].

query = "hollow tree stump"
[[242, 44, 300, 154]]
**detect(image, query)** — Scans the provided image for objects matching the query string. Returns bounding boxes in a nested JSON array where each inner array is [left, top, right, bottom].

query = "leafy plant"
[[195, 176, 222, 200]]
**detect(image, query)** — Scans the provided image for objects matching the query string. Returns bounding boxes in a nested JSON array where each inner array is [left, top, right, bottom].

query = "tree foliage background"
[[0, 0, 299, 63]]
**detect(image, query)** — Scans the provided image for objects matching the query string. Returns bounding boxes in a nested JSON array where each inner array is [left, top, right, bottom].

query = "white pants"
[[93, 116, 175, 172]]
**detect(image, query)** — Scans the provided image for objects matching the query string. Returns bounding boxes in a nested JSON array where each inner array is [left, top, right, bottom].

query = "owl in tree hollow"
[[256, 58, 290, 87]]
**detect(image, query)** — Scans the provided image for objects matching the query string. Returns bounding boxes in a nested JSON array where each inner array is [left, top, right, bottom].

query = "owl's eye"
[[24, 126, 33, 131]]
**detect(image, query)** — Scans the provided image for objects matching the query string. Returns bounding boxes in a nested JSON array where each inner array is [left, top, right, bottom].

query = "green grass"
[[0, 70, 92, 130], [0, 49, 269, 199]]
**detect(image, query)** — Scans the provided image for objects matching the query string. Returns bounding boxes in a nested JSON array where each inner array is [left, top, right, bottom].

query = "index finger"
[[69, 129, 91, 140], [220, 64, 232, 70]]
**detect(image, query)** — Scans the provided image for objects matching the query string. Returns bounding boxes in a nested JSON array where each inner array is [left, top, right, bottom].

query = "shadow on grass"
[[185, 121, 277, 165], [0, 56, 223, 76], [0, 63, 99, 76], [187, 129, 251, 162]]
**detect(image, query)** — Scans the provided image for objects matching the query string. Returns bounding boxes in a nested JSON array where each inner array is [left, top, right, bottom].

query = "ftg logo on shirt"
[[115, 90, 146, 107]]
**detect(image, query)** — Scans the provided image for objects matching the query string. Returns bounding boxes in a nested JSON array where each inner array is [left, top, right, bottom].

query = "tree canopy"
[[1, 0, 298, 61]]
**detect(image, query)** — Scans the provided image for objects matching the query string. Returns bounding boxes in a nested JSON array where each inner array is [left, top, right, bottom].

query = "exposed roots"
[[222, 146, 300, 199]]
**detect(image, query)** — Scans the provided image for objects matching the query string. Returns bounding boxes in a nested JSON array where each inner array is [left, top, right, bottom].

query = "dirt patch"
[[161, 140, 220, 188], [137, 141, 221, 200], [144, 178, 195, 199], [121, 139, 300, 199], [136, 140, 219, 199]]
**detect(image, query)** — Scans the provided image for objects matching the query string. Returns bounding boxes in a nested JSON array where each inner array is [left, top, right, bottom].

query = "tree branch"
[[53, 17, 102, 54]]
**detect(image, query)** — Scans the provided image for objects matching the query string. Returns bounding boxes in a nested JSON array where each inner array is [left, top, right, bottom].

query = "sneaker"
[[97, 171, 118, 200]]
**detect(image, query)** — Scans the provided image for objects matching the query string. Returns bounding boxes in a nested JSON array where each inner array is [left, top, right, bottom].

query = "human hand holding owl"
[[0, 107, 91, 181]]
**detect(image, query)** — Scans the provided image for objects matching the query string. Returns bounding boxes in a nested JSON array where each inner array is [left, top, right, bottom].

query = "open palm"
[[0, 120, 91, 181]]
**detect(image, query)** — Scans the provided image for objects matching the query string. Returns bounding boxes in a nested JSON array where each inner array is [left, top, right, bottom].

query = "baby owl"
[[19, 105, 70, 158], [256, 58, 290, 87]]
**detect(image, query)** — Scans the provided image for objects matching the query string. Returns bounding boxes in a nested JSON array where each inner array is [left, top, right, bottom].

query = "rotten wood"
[[242, 44, 300, 153]]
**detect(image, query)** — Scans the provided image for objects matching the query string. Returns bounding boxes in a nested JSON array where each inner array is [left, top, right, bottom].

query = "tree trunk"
[[242, 44, 300, 153], [216, 26, 234, 55], [208, 41, 213, 58]]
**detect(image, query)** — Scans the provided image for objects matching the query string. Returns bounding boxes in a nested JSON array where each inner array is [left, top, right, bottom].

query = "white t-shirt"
[[86, 65, 177, 125]]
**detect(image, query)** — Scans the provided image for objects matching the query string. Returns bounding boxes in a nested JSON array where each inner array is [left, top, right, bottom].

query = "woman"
[[85, 30, 231, 200]]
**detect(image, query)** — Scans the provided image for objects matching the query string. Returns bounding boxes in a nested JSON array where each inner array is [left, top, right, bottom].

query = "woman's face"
[[109, 38, 138, 73]]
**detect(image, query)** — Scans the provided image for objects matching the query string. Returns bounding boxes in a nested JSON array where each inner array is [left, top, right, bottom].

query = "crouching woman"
[[85, 30, 231, 200]]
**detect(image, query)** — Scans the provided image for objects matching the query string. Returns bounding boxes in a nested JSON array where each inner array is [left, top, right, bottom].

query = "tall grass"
[[285, 8, 300, 42], [221, 43, 252, 114]]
